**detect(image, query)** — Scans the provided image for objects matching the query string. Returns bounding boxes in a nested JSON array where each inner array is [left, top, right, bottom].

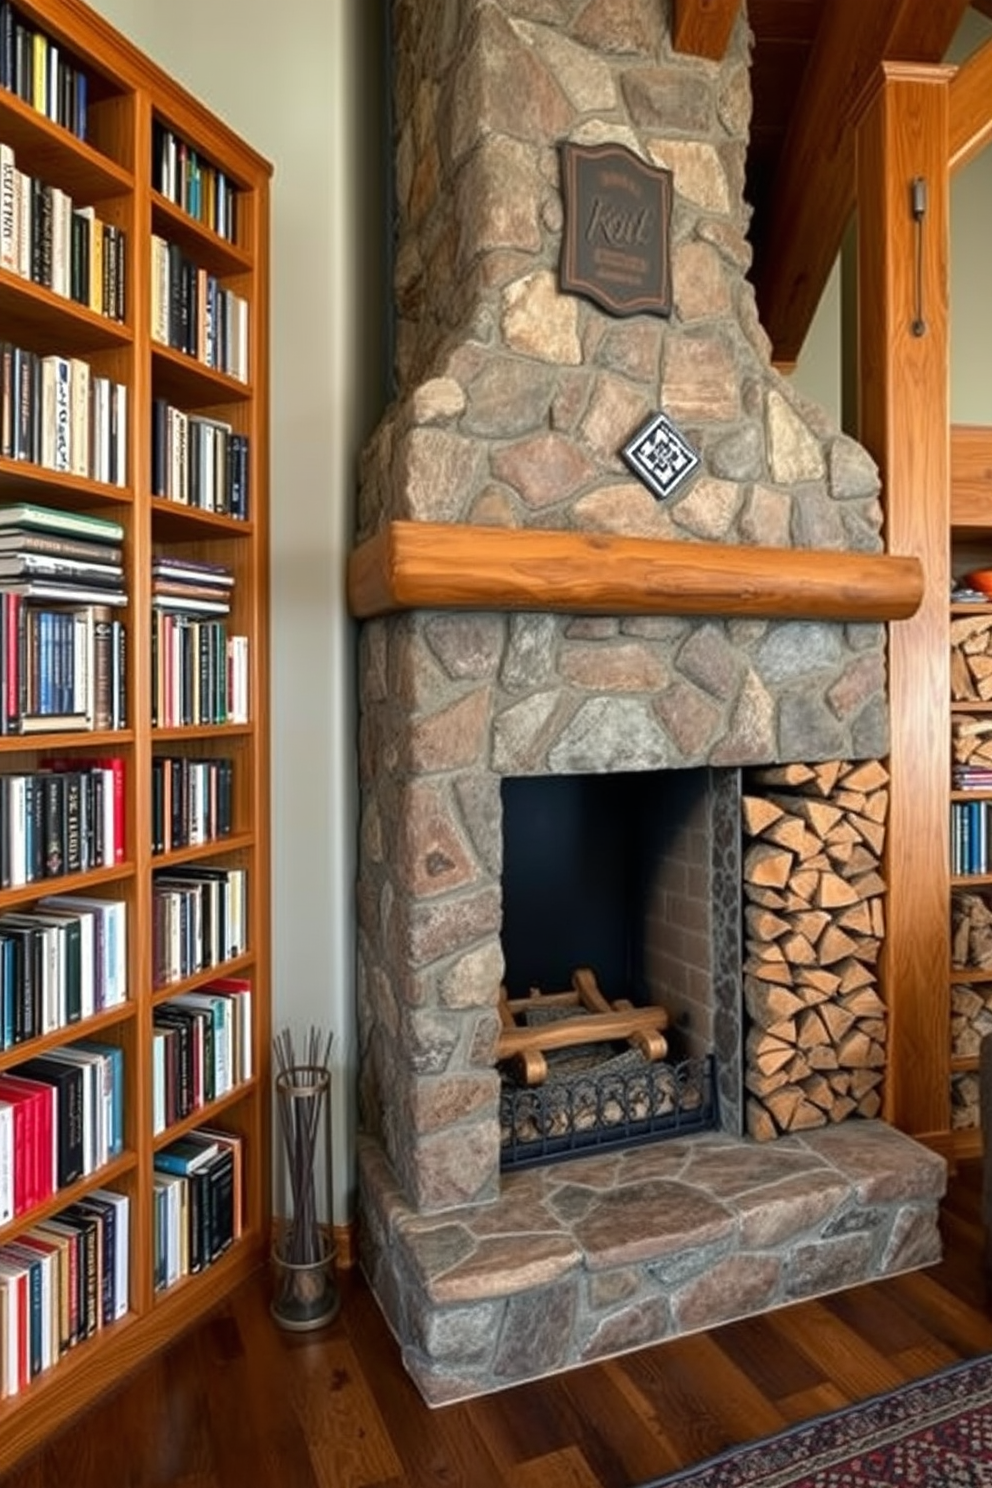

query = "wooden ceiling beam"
[[971, 0, 992, 21], [672, 0, 742, 60], [949, 34, 992, 172], [756, 0, 969, 368]]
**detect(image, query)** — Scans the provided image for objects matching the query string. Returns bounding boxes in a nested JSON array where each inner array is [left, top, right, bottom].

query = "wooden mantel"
[[347, 521, 924, 623]]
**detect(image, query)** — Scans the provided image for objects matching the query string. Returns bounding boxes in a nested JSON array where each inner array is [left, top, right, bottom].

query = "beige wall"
[[89, 0, 387, 1220]]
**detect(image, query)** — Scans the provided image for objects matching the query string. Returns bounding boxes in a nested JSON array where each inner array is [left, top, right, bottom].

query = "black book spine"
[[26, 771, 43, 883], [63, 771, 81, 875], [206, 1147, 235, 1262], [43, 771, 64, 877], [0, 4, 12, 90]]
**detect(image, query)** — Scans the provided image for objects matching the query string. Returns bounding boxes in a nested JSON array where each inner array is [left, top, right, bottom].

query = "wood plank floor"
[[5, 1159, 992, 1488]]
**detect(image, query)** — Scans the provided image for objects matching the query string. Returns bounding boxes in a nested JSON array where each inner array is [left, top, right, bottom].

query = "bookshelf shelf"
[[150, 191, 252, 275], [0, 1000, 136, 1072], [0, 1150, 135, 1247], [0, 0, 270, 1469], [0, 272, 133, 352], [151, 1075, 257, 1146], [151, 831, 253, 871], [0, 458, 133, 505], [150, 497, 253, 539], [0, 86, 133, 194], [151, 951, 256, 1004], [150, 342, 252, 406]]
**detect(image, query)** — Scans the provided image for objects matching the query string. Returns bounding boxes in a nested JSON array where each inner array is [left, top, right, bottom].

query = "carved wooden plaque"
[[559, 141, 673, 318]]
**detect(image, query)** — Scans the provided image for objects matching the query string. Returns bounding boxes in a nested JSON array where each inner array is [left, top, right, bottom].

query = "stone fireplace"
[[350, 0, 944, 1403]]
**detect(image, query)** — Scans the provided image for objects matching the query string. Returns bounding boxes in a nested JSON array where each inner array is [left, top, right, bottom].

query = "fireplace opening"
[[498, 767, 744, 1165]]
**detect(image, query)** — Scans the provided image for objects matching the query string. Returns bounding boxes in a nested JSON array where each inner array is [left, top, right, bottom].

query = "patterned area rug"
[[638, 1355, 992, 1487]]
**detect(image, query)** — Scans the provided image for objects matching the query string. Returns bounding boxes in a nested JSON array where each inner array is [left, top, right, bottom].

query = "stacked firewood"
[[951, 614, 992, 702], [742, 759, 888, 1141], [950, 893, 992, 1128]]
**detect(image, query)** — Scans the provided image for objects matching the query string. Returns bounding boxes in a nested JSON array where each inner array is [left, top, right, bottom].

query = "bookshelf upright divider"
[[0, 0, 271, 1469]]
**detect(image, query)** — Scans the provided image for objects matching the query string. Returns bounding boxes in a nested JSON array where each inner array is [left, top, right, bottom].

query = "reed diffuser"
[[271, 1026, 339, 1330]]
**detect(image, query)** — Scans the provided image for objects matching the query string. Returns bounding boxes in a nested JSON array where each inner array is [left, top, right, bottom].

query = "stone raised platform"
[[358, 1121, 947, 1405]]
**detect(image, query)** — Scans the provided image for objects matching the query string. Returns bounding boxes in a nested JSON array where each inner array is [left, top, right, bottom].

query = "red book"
[[91, 756, 126, 864], [0, 1256, 29, 1392], [0, 1088, 31, 1217], [0, 1076, 54, 1211]]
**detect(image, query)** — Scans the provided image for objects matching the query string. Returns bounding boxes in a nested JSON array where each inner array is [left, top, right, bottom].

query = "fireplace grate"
[[499, 1051, 717, 1171]]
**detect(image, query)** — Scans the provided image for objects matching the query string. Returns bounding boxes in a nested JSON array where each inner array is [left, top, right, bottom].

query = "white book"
[[150, 233, 169, 344], [37, 896, 127, 1009], [0, 1103, 12, 1224], [6, 776, 27, 890], [227, 634, 249, 723], [50, 185, 71, 299], [15, 169, 30, 280], [89, 1188, 129, 1320], [152, 1029, 166, 1135], [112, 381, 127, 487], [0, 143, 16, 273], [69, 358, 91, 478], [2, 1242, 54, 1373], [41, 356, 71, 473], [0, 1262, 23, 1396], [91, 375, 110, 484]]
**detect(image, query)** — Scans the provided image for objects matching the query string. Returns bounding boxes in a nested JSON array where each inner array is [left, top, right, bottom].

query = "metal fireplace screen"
[[499, 1049, 718, 1171]]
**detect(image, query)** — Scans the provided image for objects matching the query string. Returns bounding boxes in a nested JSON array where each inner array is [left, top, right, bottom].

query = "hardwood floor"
[[5, 1159, 992, 1488]]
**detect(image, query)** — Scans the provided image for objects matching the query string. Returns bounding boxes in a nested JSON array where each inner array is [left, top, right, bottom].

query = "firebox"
[[497, 766, 743, 1167]]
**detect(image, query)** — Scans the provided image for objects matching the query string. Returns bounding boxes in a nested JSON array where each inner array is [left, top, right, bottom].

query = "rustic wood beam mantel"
[[347, 521, 924, 623], [672, 0, 742, 60], [756, 0, 967, 368]]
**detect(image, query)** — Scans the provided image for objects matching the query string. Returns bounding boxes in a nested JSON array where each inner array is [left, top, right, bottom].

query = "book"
[[87, 1187, 128, 1320], [12, 1054, 84, 1189], [154, 1130, 219, 1176], [0, 504, 124, 543]]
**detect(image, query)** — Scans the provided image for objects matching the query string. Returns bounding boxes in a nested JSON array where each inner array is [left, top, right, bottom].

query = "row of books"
[[150, 235, 249, 383], [0, 344, 128, 485], [0, 1037, 124, 1219], [0, 3, 88, 141], [152, 755, 233, 856], [153, 1127, 240, 1291], [151, 399, 250, 519], [152, 614, 248, 729], [951, 798, 992, 877], [0, 143, 126, 320], [0, 760, 125, 889], [0, 1188, 128, 1397], [152, 865, 247, 989], [152, 977, 252, 1132], [1, 600, 126, 735], [0, 895, 128, 1050], [152, 122, 238, 244]]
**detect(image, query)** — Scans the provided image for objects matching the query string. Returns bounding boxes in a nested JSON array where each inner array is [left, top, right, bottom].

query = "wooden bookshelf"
[[0, 0, 270, 1471], [948, 423, 992, 1156]]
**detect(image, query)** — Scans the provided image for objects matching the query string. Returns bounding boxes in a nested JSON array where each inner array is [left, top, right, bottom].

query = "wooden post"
[[856, 63, 953, 1147]]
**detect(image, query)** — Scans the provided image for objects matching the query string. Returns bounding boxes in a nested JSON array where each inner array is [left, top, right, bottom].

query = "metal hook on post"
[[911, 176, 927, 337]]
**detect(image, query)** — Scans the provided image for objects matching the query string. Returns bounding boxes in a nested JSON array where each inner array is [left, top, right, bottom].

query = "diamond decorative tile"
[[622, 411, 701, 502]]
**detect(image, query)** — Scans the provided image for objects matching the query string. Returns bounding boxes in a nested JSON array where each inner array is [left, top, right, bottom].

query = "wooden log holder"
[[497, 968, 669, 1086]]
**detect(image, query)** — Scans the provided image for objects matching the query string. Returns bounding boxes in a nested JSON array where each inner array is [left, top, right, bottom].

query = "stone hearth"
[[351, 0, 944, 1404], [359, 1121, 945, 1403]]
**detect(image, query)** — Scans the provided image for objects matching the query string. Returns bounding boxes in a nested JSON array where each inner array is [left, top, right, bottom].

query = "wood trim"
[[348, 521, 924, 623], [672, 0, 742, 60], [949, 35, 992, 173], [855, 65, 952, 1139], [756, 1, 965, 367], [951, 423, 992, 525]]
